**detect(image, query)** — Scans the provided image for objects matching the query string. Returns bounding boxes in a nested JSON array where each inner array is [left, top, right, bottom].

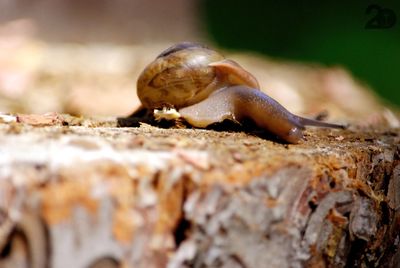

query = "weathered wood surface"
[[0, 114, 398, 268]]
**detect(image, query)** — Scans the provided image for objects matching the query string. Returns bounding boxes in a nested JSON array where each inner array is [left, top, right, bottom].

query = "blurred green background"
[[201, 0, 400, 106]]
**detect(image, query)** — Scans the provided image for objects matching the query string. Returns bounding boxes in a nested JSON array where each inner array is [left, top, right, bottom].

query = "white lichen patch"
[[153, 107, 181, 121]]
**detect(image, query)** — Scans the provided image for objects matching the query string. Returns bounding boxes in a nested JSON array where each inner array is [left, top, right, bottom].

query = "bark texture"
[[0, 114, 399, 268]]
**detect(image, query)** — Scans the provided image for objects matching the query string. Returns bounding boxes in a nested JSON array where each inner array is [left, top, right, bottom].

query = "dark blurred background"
[[0, 0, 398, 116], [201, 0, 400, 106]]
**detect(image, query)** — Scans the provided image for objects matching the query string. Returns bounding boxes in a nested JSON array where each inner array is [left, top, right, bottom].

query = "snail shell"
[[137, 42, 259, 109]]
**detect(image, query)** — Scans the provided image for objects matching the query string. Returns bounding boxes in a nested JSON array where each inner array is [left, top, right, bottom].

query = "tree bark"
[[0, 114, 398, 268]]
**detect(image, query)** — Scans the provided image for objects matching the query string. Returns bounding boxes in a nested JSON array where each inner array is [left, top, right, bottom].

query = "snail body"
[[136, 42, 345, 143]]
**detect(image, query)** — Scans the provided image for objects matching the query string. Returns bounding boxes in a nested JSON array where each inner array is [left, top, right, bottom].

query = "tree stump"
[[0, 113, 398, 268]]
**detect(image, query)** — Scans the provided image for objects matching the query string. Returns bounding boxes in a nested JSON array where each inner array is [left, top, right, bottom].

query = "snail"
[[135, 42, 345, 143]]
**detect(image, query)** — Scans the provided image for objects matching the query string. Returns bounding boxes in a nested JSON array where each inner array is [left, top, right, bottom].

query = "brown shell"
[[137, 46, 225, 109]]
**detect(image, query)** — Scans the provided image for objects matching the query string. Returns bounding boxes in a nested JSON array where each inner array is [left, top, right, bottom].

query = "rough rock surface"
[[0, 114, 398, 268]]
